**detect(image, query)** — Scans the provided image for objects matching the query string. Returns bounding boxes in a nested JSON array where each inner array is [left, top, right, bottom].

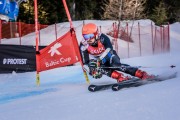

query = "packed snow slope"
[[0, 20, 180, 120]]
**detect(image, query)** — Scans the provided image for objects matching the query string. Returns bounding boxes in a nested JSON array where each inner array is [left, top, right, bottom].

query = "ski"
[[88, 72, 177, 92], [88, 77, 141, 92], [112, 72, 177, 91], [88, 83, 114, 92]]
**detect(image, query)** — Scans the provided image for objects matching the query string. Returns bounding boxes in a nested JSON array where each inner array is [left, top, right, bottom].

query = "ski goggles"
[[83, 34, 95, 41]]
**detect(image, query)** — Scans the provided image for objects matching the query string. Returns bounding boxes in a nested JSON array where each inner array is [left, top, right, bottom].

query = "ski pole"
[[136, 65, 176, 68], [99, 65, 176, 69]]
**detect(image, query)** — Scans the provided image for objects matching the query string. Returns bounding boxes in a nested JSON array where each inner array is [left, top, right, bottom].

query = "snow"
[[0, 20, 180, 120]]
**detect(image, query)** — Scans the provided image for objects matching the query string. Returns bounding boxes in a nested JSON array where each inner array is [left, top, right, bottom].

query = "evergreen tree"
[[150, 1, 168, 25]]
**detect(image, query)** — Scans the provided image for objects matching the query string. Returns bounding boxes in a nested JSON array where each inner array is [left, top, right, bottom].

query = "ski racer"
[[80, 23, 154, 82]]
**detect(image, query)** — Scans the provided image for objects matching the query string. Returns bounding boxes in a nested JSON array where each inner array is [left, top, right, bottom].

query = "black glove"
[[88, 59, 102, 79], [88, 59, 100, 68]]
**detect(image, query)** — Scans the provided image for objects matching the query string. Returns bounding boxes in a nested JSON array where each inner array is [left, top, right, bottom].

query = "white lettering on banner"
[[45, 57, 71, 68], [3, 58, 27, 65], [45, 60, 59, 68], [59, 57, 71, 63]]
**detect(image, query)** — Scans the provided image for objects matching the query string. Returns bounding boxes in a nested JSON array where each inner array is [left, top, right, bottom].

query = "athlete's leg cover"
[[135, 69, 154, 80], [111, 70, 131, 82]]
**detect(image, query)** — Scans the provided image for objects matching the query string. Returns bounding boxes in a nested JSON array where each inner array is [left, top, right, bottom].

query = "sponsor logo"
[[3, 58, 27, 65], [45, 42, 73, 68], [45, 57, 71, 68], [90, 47, 105, 55], [48, 43, 62, 56]]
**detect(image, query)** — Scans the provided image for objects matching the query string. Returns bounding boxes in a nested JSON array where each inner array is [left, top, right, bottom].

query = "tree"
[[163, 0, 180, 23], [93, 0, 146, 20], [17, 0, 179, 24], [150, 1, 168, 25]]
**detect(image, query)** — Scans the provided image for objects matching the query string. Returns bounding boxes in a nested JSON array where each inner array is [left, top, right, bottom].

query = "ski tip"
[[170, 65, 176, 68], [88, 85, 96, 92]]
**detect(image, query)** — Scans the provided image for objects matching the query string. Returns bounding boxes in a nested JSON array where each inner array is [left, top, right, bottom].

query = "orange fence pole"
[[62, 0, 90, 84], [62, 0, 73, 28], [34, 0, 40, 86]]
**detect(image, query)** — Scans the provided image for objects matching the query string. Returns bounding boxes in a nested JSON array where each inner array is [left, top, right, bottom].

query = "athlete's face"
[[87, 37, 95, 44], [83, 33, 96, 45]]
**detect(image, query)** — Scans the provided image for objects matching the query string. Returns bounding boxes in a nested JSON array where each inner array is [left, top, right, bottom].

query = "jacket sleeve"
[[100, 33, 113, 51], [99, 33, 122, 66], [79, 43, 89, 65]]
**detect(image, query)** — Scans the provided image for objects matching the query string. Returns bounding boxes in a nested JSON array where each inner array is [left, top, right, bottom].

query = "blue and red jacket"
[[80, 33, 116, 64], [80, 33, 138, 77]]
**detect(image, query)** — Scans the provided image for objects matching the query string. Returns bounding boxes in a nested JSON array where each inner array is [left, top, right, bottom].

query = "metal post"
[[18, 21, 22, 45], [127, 22, 129, 58], [55, 23, 57, 40], [138, 22, 141, 56], [99, 26, 101, 33], [116, 0, 123, 55], [162, 26, 165, 52], [154, 26, 157, 54], [0, 20, 2, 44], [160, 26, 162, 52], [168, 23, 170, 52], [151, 22, 154, 54]]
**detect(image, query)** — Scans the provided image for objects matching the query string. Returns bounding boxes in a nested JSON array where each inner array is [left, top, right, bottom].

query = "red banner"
[[37, 30, 80, 72]]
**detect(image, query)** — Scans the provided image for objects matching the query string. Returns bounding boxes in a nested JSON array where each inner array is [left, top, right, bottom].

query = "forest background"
[[18, 0, 180, 25]]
